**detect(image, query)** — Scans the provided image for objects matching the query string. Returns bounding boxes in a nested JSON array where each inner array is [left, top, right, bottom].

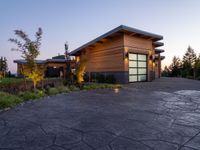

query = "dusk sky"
[[1, 0, 200, 73]]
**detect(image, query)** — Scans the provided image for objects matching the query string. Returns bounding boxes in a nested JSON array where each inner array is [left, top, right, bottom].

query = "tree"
[[169, 56, 182, 77], [194, 54, 200, 78], [162, 66, 171, 77], [182, 46, 197, 77], [9, 28, 43, 90], [76, 55, 87, 89], [0, 57, 8, 79]]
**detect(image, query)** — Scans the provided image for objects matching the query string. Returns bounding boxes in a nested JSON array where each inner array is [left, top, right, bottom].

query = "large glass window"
[[129, 53, 147, 82]]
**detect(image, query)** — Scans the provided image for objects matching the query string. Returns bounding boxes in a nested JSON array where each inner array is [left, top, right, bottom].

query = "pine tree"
[[194, 54, 200, 78], [169, 56, 182, 77], [162, 66, 171, 77], [182, 46, 197, 77]]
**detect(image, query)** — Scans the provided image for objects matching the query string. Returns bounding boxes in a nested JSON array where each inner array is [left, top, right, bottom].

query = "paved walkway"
[[0, 78, 200, 150]]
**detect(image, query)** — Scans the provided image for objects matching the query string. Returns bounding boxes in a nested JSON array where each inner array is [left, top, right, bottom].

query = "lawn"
[[0, 78, 25, 86]]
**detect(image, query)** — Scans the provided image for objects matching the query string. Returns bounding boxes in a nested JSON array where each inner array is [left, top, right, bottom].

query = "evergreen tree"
[[162, 66, 171, 77], [169, 56, 182, 77], [194, 54, 200, 78], [182, 46, 196, 77]]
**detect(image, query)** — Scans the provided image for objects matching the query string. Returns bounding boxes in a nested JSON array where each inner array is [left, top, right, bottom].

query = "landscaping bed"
[[0, 82, 122, 110], [0, 78, 65, 94]]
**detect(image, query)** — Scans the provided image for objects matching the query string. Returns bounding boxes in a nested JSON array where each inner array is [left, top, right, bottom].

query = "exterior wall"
[[17, 64, 45, 77], [82, 35, 124, 72], [123, 33, 156, 81], [45, 62, 67, 77], [75, 33, 162, 83], [16, 62, 76, 78]]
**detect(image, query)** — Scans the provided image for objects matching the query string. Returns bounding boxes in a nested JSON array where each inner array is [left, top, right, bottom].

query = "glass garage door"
[[129, 53, 147, 82]]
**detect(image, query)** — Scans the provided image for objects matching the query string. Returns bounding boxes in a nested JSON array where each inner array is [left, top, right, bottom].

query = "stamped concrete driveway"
[[0, 78, 200, 150]]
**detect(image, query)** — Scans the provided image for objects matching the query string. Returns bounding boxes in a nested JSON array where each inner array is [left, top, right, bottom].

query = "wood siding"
[[82, 35, 124, 72], [123, 33, 157, 81], [75, 33, 160, 82]]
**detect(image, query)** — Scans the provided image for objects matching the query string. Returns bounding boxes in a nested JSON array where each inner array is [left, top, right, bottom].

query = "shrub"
[[57, 86, 70, 93], [68, 85, 79, 91], [0, 92, 22, 109], [97, 74, 106, 83], [47, 87, 59, 95], [83, 83, 122, 90], [105, 75, 116, 83], [19, 90, 45, 101]]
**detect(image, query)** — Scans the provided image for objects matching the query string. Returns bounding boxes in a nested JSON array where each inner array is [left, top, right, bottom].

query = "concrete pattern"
[[0, 78, 200, 150]]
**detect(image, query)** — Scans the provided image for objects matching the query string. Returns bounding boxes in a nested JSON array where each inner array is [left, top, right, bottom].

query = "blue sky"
[[1, 0, 200, 72]]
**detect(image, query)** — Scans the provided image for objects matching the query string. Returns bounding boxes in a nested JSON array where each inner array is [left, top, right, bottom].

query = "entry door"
[[129, 53, 147, 82]]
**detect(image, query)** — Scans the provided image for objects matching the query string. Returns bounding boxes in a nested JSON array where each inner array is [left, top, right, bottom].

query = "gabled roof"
[[70, 25, 163, 55]]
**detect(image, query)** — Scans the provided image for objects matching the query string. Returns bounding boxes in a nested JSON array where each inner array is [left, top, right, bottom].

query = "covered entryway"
[[129, 53, 147, 82]]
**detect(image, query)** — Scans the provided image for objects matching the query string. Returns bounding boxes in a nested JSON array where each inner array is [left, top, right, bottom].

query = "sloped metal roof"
[[70, 25, 163, 55]]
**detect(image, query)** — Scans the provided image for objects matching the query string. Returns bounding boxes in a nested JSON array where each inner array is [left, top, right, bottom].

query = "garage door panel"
[[138, 61, 147, 67], [138, 54, 147, 61], [129, 54, 137, 60], [129, 68, 137, 74], [129, 61, 137, 67], [129, 75, 137, 82], [138, 68, 147, 74], [138, 75, 147, 81]]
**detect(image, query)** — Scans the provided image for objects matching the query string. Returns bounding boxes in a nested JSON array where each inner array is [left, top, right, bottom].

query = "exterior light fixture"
[[150, 54, 156, 62], [124, 47, 129, 60], [114, 88, 119, 93]]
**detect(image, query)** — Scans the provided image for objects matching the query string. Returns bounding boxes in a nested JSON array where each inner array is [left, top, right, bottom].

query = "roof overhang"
[[153, 42, 164, 48], [161, 56, 165, 60], [14, 59, 73, 64], [70, 25, 163, 56], [154, 55, 165, 60], [155, 49, 165, 53], [14, 59, 46, 64]]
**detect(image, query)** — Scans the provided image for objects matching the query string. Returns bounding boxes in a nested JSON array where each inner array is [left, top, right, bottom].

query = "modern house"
[[14, 55, 76, 78], [70, 25, 164, 83]]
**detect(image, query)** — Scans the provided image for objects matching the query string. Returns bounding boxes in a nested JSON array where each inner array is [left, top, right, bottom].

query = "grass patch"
[[0, 78, 25, 86], [19, 90, 45, 101], [0, 92, 23, 109], [83, 83, 122, 90], [68, 85, 79, 91], [57, 86, 70, 93], [47, 87, 59, 95]]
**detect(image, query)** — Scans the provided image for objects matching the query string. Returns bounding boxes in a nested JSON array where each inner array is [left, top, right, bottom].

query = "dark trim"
[[85, 71, 129, 84]]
